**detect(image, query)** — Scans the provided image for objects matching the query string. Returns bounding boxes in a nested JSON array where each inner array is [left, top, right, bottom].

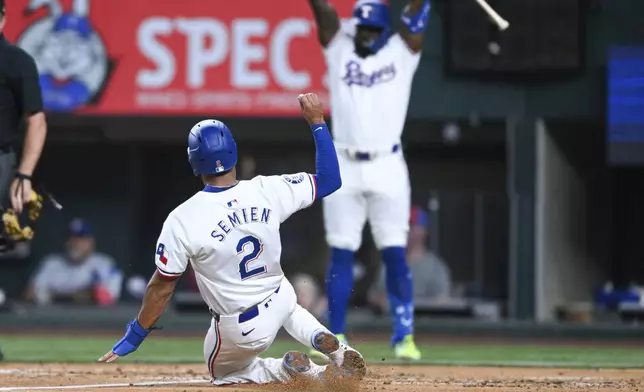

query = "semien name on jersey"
[[210, 207, 272, 242]]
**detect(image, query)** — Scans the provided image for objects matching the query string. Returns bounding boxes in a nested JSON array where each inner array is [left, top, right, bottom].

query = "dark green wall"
[[406, 0, 643, 119]]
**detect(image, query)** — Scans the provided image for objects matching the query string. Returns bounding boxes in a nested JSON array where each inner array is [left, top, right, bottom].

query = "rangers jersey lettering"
[[324, 21, 421, 151]]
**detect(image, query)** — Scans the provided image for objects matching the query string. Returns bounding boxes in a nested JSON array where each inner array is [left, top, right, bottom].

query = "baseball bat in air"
[[474, 0, 510, 31]]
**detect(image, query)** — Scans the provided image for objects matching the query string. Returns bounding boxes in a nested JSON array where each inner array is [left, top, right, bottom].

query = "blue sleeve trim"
[[310, 124, 341, 199]]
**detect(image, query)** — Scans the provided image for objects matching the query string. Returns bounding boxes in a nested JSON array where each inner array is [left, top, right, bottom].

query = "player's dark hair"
[[201, 169, 233, 185]]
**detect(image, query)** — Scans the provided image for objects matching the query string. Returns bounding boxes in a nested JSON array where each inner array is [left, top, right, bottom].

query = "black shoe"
[[0, 346, 4, 362]]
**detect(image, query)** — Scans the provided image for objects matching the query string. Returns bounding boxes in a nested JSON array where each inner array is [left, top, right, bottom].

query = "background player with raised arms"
[[98, 93, 366, 386], [306, 0, 431, 360]]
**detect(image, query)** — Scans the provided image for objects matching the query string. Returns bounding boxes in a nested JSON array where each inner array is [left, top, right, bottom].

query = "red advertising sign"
[[3, 0, 354, 116]]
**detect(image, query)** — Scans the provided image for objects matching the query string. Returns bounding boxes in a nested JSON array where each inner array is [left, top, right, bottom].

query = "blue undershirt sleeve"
[[310, 123, 341, 199]]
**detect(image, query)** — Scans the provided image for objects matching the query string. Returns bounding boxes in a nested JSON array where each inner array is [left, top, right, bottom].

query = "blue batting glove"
[[111, 319, 151, 357]]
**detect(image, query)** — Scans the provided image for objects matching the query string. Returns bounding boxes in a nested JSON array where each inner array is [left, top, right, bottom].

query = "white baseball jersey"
[[324, 21, 421, 151], [154, 173, 317, 315]]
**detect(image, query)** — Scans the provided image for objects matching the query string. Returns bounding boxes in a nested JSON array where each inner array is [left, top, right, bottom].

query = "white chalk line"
[[0, 370, 52, 376], [0, 369, 201, 381], [0, 378, 211, 391]]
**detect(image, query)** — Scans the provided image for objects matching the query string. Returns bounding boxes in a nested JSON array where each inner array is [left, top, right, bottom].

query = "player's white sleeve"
[[30, 256, 61, 305], [93, 255, 124, 301], [260, 173, 317, 222], [323, 19, 354, 64], [155, 213, 190, 280], [30, 255, 58, 289], [392, 34, 422, 75]]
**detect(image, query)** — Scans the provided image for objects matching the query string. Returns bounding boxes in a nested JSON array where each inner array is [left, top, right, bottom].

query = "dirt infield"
[[2, 363, 644, 392]]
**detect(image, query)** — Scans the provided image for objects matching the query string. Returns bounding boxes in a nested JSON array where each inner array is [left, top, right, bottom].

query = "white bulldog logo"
[[16, 0, 111, 111]]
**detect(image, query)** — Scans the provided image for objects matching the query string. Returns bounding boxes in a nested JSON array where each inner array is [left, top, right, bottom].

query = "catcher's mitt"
[[0, 189, 61, 253]]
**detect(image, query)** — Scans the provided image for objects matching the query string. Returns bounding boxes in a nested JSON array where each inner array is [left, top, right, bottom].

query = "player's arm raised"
[[263, 94, 339, 221], [399, 0, 431, 53], [307, 0, 341, 48], [298, 93, 341, 198]]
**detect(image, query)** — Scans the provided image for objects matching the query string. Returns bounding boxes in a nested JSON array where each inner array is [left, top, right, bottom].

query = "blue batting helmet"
[[187, 120, 238, 176], [353, 1, 390, 29], [352, 1, 391, 53]]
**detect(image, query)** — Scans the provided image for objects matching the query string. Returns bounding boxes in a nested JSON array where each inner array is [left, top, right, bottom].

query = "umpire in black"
[[0, 0, 48, 214], [0, 0, 48, 362]]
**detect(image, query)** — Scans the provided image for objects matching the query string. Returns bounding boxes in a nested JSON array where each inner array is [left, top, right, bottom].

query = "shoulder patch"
[[282, 174, 305, 184], [156, 243, 168, 265]]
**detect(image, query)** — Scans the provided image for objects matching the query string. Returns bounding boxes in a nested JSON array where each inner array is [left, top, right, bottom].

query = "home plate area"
[[1, 364, 643, 392]]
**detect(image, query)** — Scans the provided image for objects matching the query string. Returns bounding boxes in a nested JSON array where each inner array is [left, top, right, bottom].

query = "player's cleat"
[[313, 331, 341, 353], [321, 349, 366, 382], [340, 349, 366, 379], [309, 332, 347, 361], [282, 351, 313, 375], [394, 335, 422, 361], [311, 332, 365, 380]]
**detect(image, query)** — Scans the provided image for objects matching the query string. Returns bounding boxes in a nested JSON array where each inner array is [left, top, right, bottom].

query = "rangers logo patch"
[[283, 174, 305, 184]]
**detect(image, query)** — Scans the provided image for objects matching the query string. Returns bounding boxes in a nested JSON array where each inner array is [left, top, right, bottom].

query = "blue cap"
[[69, 218, 92, 237], [53, 14, 93, 39]]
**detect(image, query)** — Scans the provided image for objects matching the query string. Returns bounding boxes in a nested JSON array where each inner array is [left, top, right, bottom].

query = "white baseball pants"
[[203, 278, 329, 385], [323, 149, 411, 251]]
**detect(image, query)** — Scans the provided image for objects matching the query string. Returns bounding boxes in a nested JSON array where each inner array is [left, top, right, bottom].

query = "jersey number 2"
[[237, 235, 266, 280]]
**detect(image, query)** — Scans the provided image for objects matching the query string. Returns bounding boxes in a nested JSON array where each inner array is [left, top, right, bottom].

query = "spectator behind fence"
[[368, 206, 452, 313], [24, 218, 122, 306], [292, 273, 327, 320]]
